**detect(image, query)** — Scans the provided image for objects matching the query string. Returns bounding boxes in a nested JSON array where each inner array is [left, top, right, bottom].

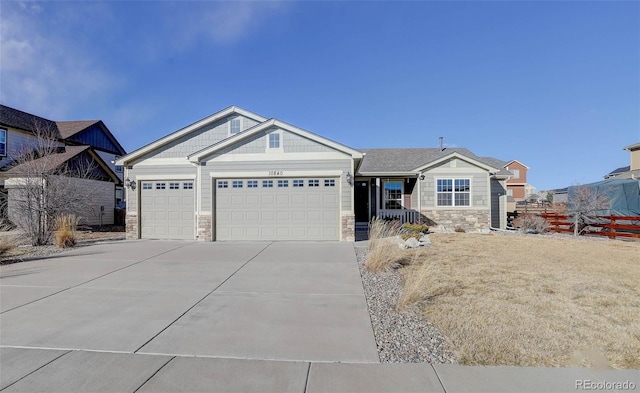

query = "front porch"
[[354, 177, 423, 236]]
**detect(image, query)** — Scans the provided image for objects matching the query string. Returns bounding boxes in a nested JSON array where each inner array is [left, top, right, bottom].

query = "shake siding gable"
[[146, 115, 260, 159], [420, 158, 490, 208]]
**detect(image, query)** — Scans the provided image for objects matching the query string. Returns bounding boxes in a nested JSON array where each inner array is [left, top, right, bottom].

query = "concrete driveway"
[[0, 240, 378, 363], [3, 241, 638, 392]]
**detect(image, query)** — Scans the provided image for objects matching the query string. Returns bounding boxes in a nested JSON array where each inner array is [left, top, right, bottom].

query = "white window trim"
[[228, 116, 241, 137], [0, 128, 6, 157], [435, 177, 472, 207], [382, 179, 404, 210], [266, 130, 284, 153]]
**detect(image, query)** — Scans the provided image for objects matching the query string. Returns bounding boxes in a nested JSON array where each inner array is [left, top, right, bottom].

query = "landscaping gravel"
[[355, 244, 458, 364]]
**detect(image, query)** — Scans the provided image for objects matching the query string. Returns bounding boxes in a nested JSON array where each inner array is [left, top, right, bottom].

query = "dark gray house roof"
[[357, 147, 512, 176], [0, 105, 126, 156], [606, 165, 631, 178], [0, 105, 61, 138]]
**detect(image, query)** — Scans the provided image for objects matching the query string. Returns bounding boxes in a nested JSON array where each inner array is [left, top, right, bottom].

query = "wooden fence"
[[540, 212, 640, 239]]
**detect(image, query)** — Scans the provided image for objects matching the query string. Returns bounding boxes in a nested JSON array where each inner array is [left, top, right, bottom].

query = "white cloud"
[[0, 3, 119, 118], [172, 1, 289, 48]]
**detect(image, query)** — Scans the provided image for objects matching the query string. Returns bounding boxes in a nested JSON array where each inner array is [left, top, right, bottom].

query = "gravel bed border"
[[0, 236, 125, 265], [355, 244, 458, 364]]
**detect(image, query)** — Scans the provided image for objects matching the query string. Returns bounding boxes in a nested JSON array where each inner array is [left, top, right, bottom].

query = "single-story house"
[[117, 106, 513, 241]]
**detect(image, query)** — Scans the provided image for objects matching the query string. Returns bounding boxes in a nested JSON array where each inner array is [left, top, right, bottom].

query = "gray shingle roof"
[[0, 105, 61, 138], [4, 145, 91, 175], [607, 165, 631, 176], [56, 120, 100, 139], [357, 147, 511, 175]]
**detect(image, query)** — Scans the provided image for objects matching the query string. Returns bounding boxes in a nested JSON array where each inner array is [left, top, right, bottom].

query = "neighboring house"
[[4, 145, 121, 226], [604, 142, 640, 180], [117, 106, 513, 241], [503, 160, 530, 201], [0, 104, 126, 225]]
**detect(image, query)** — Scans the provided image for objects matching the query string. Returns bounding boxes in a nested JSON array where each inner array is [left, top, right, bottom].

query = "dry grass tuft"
[[514, 214, 549, 233], [54, 214, 80, 248], [366, 218, 413, 272], [0, 220, 17, 255], [401, 233, 640, 368]]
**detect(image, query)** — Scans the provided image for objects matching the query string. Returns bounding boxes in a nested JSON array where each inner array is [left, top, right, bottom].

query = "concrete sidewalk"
[[1, 348, 637, 393]]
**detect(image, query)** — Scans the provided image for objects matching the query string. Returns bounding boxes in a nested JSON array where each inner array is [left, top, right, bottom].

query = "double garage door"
[[215, 177, 339, 241], [140, 180, 195, 240], [140, 177, 340, 241]]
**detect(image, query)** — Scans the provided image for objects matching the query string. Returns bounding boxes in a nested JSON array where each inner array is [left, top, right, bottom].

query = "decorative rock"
[[419, 234, 431, 247], [404, 237, 421, 248], [355, 245, 458, 364]]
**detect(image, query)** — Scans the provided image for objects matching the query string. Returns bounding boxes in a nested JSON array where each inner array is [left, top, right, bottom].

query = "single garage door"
[[140, 180, 195, 240], [215, 178, 339, 241]]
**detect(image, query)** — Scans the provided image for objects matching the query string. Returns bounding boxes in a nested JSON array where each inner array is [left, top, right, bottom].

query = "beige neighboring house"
[[117, 106, 514, 241], [3, 145, 121, 226], [604, 142, 640, 180]]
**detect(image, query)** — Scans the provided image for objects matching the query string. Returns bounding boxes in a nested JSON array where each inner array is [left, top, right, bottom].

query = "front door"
[[355, 180, 369, 222]]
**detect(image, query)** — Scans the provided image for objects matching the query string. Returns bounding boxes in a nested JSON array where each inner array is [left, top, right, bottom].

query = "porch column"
[[375, 178, 381, 213]]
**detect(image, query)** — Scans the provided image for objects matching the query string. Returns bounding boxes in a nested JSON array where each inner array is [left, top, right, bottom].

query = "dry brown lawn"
[[398, 233, 640, 369]]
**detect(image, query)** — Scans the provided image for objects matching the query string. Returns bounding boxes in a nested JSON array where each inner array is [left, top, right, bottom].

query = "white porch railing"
[[376, 209, 419, 224]]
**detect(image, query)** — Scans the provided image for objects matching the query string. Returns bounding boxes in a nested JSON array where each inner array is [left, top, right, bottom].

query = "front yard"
[[384, 233, 640, 368]]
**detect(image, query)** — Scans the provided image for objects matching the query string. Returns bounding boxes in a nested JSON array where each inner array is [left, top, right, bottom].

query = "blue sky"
[[1, 1, 638, 191]]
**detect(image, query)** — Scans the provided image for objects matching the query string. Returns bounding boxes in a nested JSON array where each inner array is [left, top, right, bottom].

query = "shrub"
[[402, 223, 429, 233], [54, 214, 80, 248], [514, 214, 549, 234]]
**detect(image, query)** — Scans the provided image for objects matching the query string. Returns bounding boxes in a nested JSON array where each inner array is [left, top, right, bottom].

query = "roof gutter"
[[356, 171, 420, 177]]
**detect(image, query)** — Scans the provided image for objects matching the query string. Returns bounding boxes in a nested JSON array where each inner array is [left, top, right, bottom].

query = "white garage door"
[[215, 178, 339, 241], [140, 180, 195, 240]]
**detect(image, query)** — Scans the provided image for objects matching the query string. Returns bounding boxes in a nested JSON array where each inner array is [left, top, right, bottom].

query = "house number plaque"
[[269, 170, 284, 176]]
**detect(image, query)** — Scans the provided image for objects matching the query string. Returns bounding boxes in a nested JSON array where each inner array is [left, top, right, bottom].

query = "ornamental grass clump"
[[55, 214, 80, 248], [0, 220, 17, 256], [366, 217, 411, 272]]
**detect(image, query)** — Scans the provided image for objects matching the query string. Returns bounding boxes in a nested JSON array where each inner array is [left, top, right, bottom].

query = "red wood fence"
[[540, 213, 640, 239]]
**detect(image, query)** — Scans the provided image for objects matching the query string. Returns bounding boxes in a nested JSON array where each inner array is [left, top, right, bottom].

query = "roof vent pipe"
[[439, 136, 444, 151]]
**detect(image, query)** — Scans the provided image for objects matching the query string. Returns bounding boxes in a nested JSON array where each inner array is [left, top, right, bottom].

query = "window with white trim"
[[324, 179, 335, 187], [0, 129, 6, 157], [277, 180, 288, 188], [232, 180, 243, 188], [169, 182, 180, 189], [511, 169, 520, 179], [156, 182, 166, 190], [247, 180, 258, 188], [263, 180, 273, 188], [293, 179, 304, 187], [142, 182, 152, 190], [217, 180, 228, 188], [437, 178, 470, 206], [229, 117, 241, 135], [308, 179, 319, 187], [183, 182, 193, 189], [268, 133, 280, 149], [383, 180, 403, 209]]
